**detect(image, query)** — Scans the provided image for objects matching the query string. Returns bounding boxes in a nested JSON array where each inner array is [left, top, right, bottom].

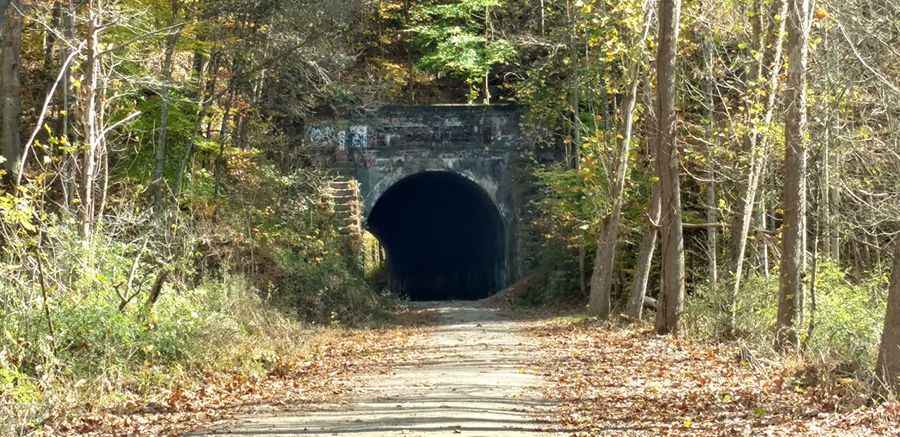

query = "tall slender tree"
[[702, 23, 718, 292], [653, 0, 684, 335], [152, 0, 183, 209], [626, 74, 660, 321], [1, 0, 22, 183], [726, 0, 788, 335], [589, 0, 655, 318], [81, 0, 104, 237], [777, 0, 812, 348]]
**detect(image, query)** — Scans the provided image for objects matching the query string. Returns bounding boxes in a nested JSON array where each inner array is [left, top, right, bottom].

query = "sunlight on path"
[[195, 302, 562, 436]]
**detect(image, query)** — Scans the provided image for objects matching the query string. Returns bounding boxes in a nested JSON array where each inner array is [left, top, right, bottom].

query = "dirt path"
[[198, 302, 561, 436]]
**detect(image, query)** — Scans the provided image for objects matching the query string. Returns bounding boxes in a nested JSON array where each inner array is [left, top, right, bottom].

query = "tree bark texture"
[[654, 0, 684, 335], [627, 180, 661, 320], [876, 238, 900, 393], [1, 0, 22, 183], [777, 0, 811, 349]]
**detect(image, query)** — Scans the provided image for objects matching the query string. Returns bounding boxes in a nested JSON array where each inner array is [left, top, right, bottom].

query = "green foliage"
[[684, 261, 888, 379], [1, 212, 195, 373], [120, 93, 198, 186], [531, 165, 602, 248], [178, 149, 394, 325], [805, 262, 888, 373], [276, 249, 394, 325], [0, 363, 40, 404], [0, 267, 315, 432], [519, 144, 610, 304], [684, 273, 779, 345], [409, 0, 516, 102], [519, 122, 655, 306]]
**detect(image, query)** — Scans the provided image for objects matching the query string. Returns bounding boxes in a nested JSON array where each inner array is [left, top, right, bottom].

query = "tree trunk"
[[214, 83, 236, 196], [726, 0, 787, 335], [876, 238, 900, 393], [653, 0, 684, 335], [152, 0, 180, 209], [702, 30, 718, 290], [43, 2, 62, 71], [756, 194, 770, 278], [81, 4, 102, 238], [1, 0, 22, 184], [589, 3, 654, 318], [482, 4, 492, 104], [626, 72, 660, 321], [234, 113, 247, 149], [60, 0, 76, 207], [626, 180, 661, 320], [830, 168, 841, 264], [44, 1, 63, 177], [805, 174, 821, 348], [777, 0, 811, 349], [822, 126, 840, 262]]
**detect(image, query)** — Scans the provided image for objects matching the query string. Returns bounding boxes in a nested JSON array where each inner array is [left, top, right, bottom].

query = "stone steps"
[[326, 178, 362, 239]]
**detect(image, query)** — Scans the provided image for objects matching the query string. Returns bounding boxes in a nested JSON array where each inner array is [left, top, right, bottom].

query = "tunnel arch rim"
[[363, 169, 507, 227]]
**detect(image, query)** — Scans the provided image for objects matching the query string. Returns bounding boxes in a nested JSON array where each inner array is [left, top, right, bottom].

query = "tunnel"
[[367, 171, 506, 301]]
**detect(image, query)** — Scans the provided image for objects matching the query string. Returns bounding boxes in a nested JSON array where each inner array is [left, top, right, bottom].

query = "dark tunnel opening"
[[367, 171, 505, 301]]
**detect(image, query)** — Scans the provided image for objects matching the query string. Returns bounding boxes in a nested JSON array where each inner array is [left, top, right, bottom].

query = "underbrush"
[[0, 271, 313, 434], [683, 261, 888, 392], [188, 153, 397, 325], [0, 153, 395, 434]]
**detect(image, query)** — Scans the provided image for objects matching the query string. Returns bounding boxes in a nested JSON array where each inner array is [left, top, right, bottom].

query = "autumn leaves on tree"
[[579, 0, 898, 389]]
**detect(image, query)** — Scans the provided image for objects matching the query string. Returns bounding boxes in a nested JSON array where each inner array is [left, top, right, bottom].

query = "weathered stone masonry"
[[305, 105, 526, 297]]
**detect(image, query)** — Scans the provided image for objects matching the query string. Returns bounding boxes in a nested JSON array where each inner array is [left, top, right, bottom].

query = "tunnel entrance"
[[367, 171, 505, 301]]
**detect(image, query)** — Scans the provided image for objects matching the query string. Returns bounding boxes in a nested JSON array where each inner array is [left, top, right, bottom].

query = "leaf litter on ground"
[[34, 308, 432, 436], [525, 317, 900, 436]]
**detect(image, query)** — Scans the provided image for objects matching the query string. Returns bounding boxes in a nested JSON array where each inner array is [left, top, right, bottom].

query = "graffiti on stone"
[[349, 125, 369, 149], [306, 126, 326, 144], [336, 130, 348, 151], [306, 125, 344, 149], [444, 117, 463, 127], [307, 124, 364, 152]]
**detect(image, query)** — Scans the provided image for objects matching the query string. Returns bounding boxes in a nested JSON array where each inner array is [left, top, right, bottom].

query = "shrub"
[[804, 262, 887, 376], [1, 268, 314, 433], [683, 261, 888, 379], [0, 152, 392, 433], [274, 245, 395, 325]]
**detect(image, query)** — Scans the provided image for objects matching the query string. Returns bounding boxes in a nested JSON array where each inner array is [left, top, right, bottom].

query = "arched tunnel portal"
[[367, 171, 506, 301]]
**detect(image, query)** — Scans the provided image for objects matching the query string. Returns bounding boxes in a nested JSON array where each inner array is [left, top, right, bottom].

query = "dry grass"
[[1, 286, 426, 436]]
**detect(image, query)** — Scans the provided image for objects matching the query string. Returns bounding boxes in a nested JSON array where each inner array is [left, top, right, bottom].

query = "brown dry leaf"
[[525, 317, 899, 436], [40, 309, 430, 436]]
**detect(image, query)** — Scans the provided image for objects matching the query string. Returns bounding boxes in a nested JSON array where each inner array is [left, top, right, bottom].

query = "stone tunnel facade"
[[305, 105, 526, 300]]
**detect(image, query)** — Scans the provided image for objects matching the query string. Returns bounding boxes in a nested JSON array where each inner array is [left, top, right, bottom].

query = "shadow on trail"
[[193, 300, 575, 436]]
